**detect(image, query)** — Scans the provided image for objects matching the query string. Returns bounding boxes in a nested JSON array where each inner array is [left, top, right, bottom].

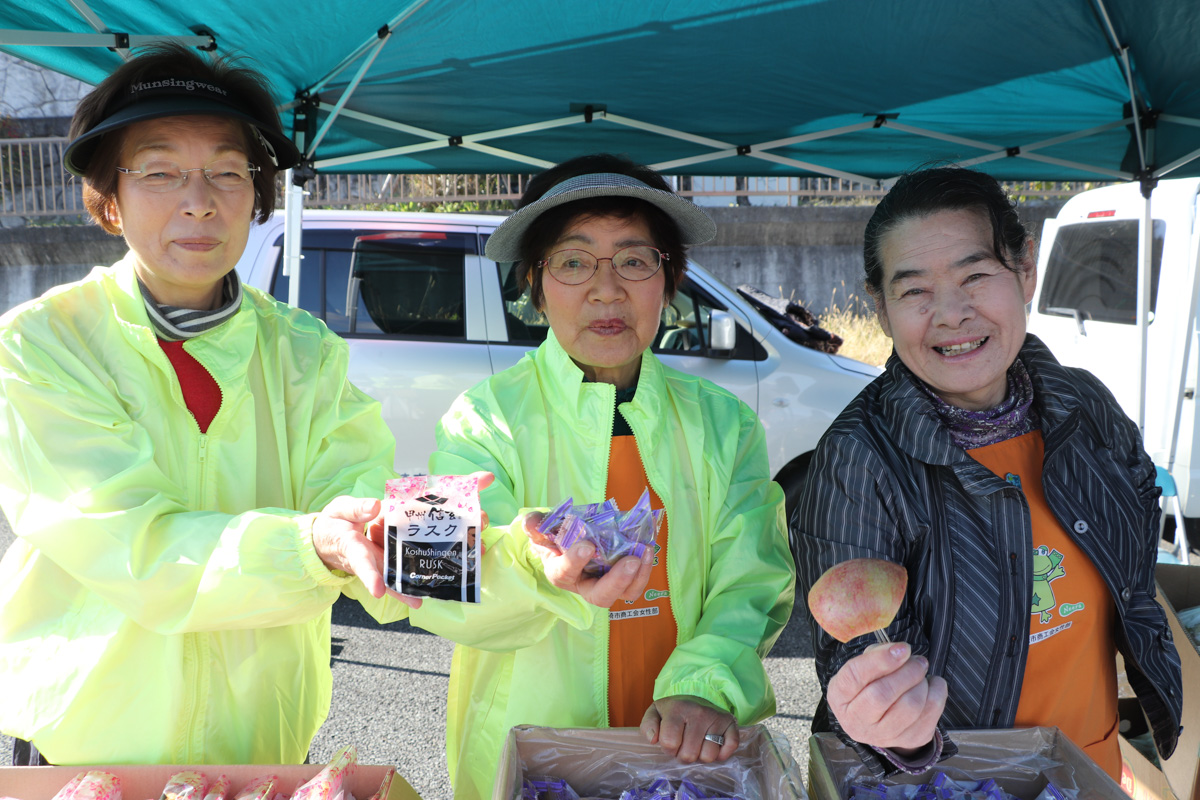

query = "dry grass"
[[805, 285, 893, 368]]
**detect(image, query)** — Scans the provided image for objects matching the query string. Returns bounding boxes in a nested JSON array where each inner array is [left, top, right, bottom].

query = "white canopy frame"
[[0, 0, 213, 55], [10, 0, 1200, 512]]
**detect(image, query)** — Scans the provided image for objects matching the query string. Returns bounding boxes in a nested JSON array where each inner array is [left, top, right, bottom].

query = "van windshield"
[[1038, 219, 1164, 325]]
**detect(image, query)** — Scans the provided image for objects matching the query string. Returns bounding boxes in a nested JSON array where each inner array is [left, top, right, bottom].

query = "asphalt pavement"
[[0, 514, 821, 799]]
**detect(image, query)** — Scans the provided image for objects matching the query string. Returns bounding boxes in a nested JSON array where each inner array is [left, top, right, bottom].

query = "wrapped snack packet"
[[521, 777, 581, 800], [292, 744, 358, 800], [52, 772, 122, 800], [162, 772, 207, 800], [203, 776, 232, 800], [536, 488, 663, 575], [232, 775, 280, 800], [384, 475, 482, 603], [365, 769, 396, 800]]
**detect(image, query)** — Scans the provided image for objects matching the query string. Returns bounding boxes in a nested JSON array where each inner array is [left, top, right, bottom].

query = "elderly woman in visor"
[[383, 154, 795, 800], [794, 167, 1182, 780], [0, 44, 413, 766]]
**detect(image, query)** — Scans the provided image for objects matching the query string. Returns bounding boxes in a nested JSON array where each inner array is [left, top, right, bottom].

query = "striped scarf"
[[138, 273, 242, 340]]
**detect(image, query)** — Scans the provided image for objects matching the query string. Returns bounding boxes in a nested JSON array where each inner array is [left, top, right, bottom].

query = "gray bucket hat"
[[483, 172, 717, 262]]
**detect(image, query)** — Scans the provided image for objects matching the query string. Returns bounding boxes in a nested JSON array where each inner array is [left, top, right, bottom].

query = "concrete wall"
[[0, 225, 125, 311], [0, 201, 1066, 316], [695, 205, 878, 313]]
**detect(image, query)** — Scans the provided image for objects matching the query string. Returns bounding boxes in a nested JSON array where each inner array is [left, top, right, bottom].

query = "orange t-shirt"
[[968, 431, 1120, 779], [605, 435, 678, 727]]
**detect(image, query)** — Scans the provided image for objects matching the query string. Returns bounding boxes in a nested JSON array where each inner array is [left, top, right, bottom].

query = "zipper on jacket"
[[197, 434, 210, 506], [597, 383, 616, 727], [990, 487, 1031, 726]]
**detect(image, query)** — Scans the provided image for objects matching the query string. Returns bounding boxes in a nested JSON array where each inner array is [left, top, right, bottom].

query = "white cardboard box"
[[1156, 562, 1200, 800], [807, 727, 1127, 800]]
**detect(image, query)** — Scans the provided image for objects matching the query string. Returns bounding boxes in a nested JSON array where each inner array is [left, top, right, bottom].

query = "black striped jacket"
[[794, 335, 1183, 775]]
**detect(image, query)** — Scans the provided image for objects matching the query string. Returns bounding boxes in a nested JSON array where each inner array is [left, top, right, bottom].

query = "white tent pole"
[[1092, 0, 1148, 172], [0, 29, 213, 49], [1165, 201, 1200, 471], [283, 170, 307, 309], [305, 33, 391, 158], [1135, 191, 1151, 434], [1155, 146, 1200, 178], [1158, 114, 1200, 129], [308, 0, 433, 95], [66, 0, 129, 59]]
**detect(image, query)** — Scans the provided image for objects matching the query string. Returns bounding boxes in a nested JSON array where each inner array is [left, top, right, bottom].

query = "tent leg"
[[1136, 191, 1152, 435], [283, 170, 307, 308]]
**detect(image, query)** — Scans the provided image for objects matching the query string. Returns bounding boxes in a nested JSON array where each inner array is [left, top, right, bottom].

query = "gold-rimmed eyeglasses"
[[537, 246, 667, 286], [116, 159, 260, 192]]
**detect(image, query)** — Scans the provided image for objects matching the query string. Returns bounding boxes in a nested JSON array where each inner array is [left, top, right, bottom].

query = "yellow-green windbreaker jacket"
[[0, 254, 395, 765], [376, 331, 795, 800]]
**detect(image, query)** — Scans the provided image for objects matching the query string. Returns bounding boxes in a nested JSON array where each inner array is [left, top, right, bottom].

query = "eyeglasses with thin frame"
[[537, 246, 668, 286], [116, 158, 260, 192]]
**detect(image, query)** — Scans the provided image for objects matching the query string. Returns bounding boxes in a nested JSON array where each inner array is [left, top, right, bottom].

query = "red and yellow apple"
[[808, 558, 907, 643]]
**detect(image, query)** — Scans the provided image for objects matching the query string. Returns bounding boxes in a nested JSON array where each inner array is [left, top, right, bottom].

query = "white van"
[[235, 210, 880, 513], [1027, 178, 1200, 536]]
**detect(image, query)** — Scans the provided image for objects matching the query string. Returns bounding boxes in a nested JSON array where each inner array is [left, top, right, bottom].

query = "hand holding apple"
[[808, 557, 906, 643], [827, 641, 948, 753]]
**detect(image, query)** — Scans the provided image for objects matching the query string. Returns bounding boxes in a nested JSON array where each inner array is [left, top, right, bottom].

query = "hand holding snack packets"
[[535, 488, 663, 576], [384, 474, 482, 603]]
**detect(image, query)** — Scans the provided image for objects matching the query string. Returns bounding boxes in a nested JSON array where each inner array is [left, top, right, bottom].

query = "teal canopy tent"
[[4, 0, 1200, 438], [3, 0, 1199, 184]]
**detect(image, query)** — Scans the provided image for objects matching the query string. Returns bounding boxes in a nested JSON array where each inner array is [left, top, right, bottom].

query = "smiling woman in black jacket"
[[794, 166, 1182, 780]]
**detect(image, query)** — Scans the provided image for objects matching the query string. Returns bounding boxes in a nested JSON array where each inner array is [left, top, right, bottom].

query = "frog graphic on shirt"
[[1031, 545, 1066, 624]]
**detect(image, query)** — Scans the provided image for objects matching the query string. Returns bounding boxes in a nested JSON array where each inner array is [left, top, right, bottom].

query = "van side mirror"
[[709, 310, 737, 355]]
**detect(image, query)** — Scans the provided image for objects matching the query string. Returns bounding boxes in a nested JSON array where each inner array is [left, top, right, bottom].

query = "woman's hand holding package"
[[312, 496, 420, 604], [640, 694, 738, 764], [827, 641, 947, 755], [521, 511, 654, 607]]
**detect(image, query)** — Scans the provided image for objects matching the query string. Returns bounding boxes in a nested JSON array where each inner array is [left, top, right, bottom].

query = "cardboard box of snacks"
[[492, 724, 807, 799], [1119, 731, 1178, 800], [1155, 562, 1200, 800], [0, 762, 420, 800], [807, 727, 1127, 800]]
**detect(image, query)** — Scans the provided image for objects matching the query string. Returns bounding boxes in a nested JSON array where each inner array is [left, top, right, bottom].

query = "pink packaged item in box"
[[384, 475, 482, 603], [50, 772, 121, 800]]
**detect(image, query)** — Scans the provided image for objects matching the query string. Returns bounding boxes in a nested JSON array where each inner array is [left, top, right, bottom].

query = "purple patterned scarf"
[[916, 358, 1038, 449]]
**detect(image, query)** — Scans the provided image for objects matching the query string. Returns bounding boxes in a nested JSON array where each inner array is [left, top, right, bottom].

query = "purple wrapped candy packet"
[[1033, 782, 1070, 800], [522, 777, 580, 800], [539, 497, 575, 538], [535, 489, 664, 575], [848, 783, 889, 800]]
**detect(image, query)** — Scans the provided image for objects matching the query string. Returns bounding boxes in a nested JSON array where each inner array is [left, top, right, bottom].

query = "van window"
[[1038, 219, 1165, 325], [659, 282, 762, 360], [270, 230, 475, 338], [495, 259, 549, 344]]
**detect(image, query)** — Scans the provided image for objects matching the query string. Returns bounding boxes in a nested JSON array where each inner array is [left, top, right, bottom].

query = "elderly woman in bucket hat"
[[0, 44, 412, 766], [392, 153, 795, 799]]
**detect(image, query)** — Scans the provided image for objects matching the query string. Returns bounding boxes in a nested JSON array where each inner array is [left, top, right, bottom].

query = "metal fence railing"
[[1, 137, 86, 217], [2, 136, 1102, 218]]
